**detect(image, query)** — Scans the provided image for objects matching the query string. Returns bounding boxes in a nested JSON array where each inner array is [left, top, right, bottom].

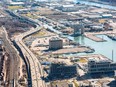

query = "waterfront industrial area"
[[0, 0, 116, 87]]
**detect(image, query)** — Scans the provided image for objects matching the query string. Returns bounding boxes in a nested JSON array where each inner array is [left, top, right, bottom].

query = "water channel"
[[72, 0, 116, 61], [67, 35, 116, 61], [44, 23, 116, 61]]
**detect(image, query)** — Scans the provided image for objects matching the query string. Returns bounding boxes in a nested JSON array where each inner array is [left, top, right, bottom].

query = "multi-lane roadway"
[[14, 27, 46, 87], [5, 9, 46, 87]]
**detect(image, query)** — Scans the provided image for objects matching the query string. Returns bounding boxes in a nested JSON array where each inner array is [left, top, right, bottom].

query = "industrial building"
[[49, 62, 77, 80], [61, 5, 77, 12], [4, 0, 25, 5], [57, 4, 87, 12], [88, 60, 116, 77], [71, 22, 84, 36], [49, 37, 63, 50], [90, 25, 103, 32], [102, 14, 113, 18]]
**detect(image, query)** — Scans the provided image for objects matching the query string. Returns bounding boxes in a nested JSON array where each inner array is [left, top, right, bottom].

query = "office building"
[[49, 37, 63, 50], [49, 62, 77, 80], [88, 60, 116, 75]]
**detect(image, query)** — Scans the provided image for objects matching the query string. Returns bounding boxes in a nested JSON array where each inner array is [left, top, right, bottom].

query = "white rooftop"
[[62, 5, 74, 8], [10, 2, 24, 5], [102, 14, 112, 17]]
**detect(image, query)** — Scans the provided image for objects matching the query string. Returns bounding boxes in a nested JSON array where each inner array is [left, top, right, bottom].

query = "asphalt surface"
[[14, 27, 46, 87]]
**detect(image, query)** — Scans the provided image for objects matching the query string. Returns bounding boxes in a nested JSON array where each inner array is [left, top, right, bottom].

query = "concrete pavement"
[[14, 26, 46, 87]]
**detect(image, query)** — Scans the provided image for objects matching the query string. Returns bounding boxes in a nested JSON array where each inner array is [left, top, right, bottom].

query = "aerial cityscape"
[[0, 0, 116, 87]]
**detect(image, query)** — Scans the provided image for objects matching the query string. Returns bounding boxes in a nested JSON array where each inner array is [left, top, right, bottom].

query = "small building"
[[49, 62, 77, 80], [49, 37, 63, 50], [102, 14, 113, 18], [8, 2, 24, 5], [90, 25, 103, 32], [88, 15, 102, 19], [61, 5, 77, 12], [82, 19, 93, 29]]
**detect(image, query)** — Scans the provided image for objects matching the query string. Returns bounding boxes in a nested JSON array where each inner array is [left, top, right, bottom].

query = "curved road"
[[14, 27, 46, 87]]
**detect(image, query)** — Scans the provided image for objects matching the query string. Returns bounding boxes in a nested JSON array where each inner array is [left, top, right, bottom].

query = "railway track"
[[1, 27, 19, 87]]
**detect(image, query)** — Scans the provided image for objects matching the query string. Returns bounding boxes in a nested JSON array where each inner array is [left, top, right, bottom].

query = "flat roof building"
[[49, 62, 77, 80], [102, 14, 113, 18], [88, 60, 116, 77], [59, 5, 87, 12], [49, 37, 63, 50]]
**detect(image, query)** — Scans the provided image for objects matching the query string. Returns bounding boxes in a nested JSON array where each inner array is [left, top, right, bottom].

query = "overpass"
[[14, 26, 46, 87]]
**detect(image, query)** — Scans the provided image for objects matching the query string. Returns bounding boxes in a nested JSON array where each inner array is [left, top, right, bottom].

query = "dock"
[[84, 34, 106, 42]]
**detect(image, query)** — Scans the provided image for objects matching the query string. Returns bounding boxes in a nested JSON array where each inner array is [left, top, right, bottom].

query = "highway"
[[14, 26, 46, 87], [6, 9, 46, 87], [1, 26, 19, 87]]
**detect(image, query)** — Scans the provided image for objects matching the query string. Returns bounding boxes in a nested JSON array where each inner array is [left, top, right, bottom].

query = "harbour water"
[[68, 35, 116, 61], [44, 0, 116, 61], [75, 0, 116, 10], [71, 0, 116, 61], [45, 24, 116, 61]]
